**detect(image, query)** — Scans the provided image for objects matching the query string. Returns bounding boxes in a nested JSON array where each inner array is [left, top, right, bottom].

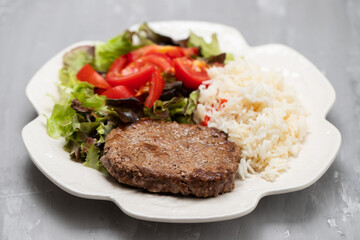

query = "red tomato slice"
[[76, 64, 111, 89], [144, 69, 165, 108], [127, 45, 153, 62], [155, 46, 184, 59], [128, 45, 185, 62], [173, 58, 209, 89], [105, 65, 155, 89], [134, 53, 173, 73], [106, 55, 128, 76], [105, 54, 169, 90], [182, 47, 199, 58], [100, 85, 135, 99], [119, 62, 139, 76]]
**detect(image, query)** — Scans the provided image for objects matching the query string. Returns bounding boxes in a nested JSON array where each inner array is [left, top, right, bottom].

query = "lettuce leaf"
[[144, 90, 199, 124], [94, 31, 140, 72], [47, 84, 117, 173], [138, 23, 179, 46], [225, 52, 234, 63], [63, 46, 94, 73], [187, 32, 233, 63], [187, 32, 221, 58], [82, 143, 108, 174], [47, 103, 76, 138]]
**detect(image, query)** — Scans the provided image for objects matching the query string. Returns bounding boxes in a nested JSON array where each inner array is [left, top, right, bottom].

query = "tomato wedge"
[[133, 53, 173, 72], [127, 45, 152, 62], [76, 64, 110, 89], [144, 69, 165, 108], [128, 45, 185, 62], [105, 54, 169, 89], [105, 65, 155, 89], [106, 55, 128, 76], [155, 46, 185, 59], [183, 47, 199, 58], [173, 58, 209, 89], [100, 85, 135, 99]]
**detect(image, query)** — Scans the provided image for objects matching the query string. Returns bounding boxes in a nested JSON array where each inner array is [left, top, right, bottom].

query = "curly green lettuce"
[[94, 31, 141, 72], [144, 90, 199, 124], [47, 47, 120, 173], [187, 32, 234, 63]]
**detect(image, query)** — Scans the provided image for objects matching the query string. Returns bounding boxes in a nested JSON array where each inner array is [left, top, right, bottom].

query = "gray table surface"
[[1, 0, 359, 239]]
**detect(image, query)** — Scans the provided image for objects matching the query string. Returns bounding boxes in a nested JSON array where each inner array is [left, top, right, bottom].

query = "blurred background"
[[1, 0, 359, 239]]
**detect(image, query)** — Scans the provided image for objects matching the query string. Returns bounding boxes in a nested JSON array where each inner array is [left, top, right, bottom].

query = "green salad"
[[47, 23, 231, 173]]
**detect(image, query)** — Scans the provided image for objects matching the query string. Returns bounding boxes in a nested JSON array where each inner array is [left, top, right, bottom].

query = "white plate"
[[22, 21, 341, 223]]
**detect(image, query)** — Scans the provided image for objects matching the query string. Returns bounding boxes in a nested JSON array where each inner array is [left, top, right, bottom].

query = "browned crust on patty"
[[100, 119, 240, 197]]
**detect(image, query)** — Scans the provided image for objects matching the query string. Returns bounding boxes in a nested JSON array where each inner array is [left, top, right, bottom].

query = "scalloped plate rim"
[[22, 20, 341, 223]]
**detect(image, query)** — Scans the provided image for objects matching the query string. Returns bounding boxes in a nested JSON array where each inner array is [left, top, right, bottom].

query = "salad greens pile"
[[47, 23, 231, 173], [47, 47, 118, 173]]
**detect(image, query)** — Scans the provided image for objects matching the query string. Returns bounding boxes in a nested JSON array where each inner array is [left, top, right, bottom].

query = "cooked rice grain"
[[194, 58, 307, 181]]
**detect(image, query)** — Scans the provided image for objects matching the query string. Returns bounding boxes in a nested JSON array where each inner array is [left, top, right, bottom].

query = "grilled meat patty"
[[100, 119, 240, 197]]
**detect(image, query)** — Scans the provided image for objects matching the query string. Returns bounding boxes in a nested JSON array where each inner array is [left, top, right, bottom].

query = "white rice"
[[194, 57, 307, 181]]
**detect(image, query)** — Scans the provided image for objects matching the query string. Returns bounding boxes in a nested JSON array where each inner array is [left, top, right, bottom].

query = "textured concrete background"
[[1, 0, 359, 239]]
